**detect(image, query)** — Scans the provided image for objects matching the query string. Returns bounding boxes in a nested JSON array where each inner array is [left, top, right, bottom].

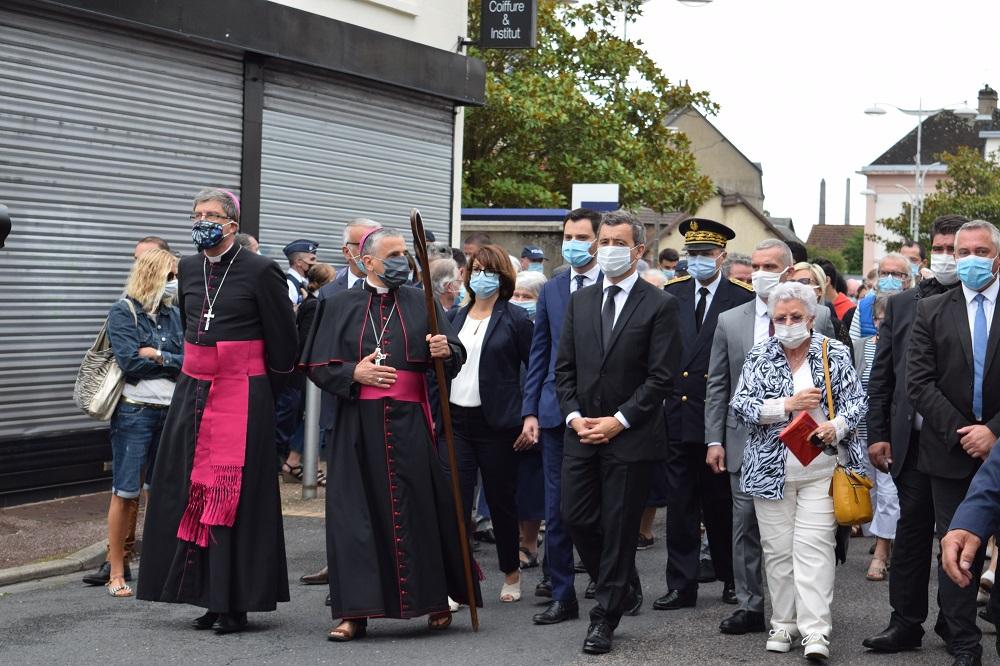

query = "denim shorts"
[[110, 401, 167, 498]]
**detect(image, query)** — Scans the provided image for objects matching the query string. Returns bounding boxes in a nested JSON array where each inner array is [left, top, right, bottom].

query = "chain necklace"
[[201, 245, 243, 331], [366, 301, 398, 365]]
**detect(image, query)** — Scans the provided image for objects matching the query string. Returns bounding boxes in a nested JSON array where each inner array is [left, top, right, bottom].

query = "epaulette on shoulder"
[[666, 274, 692, 286], [730, 277, 754, 292]]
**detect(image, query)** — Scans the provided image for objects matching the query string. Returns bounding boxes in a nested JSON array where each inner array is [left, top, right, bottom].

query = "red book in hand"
[[779, 411, 822, 466]]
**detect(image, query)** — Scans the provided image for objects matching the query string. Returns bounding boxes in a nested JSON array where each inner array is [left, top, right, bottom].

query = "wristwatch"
[[155, 349, 163, 365]]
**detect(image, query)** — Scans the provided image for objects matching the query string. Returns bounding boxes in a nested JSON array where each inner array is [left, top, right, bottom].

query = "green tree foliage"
[[806, 245, 846, 274], [876, 146, 1000, 251], [463, 0, 716, 212], [840, 227, 864, 274]]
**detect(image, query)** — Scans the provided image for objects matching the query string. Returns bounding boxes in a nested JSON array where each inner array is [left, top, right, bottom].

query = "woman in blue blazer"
[[445, 244, 534, 604]]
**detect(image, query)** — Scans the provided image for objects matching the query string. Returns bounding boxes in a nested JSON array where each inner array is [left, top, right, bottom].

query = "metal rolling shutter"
[[0, 6, 244, 443], [259, 68, 455, 266]]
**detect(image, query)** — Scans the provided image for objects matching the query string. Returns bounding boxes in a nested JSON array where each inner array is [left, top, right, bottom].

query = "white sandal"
[[500, 579, 521, 603]]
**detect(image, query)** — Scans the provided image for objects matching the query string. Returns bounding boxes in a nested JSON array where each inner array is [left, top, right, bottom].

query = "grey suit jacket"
[[705, 298, 836, 472]]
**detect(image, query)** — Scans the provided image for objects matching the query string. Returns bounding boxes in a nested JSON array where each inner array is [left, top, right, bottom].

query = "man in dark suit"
[[862, 215, 967, 654], [522, 208, 603, 625], [556, 209, 681, 654], [656, 218, 754, 611], [905, 220, 1000, 666], [298, 217, 380, 589]]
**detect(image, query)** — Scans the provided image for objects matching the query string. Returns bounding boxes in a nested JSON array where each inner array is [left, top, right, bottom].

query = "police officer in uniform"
[[283, 239, 320, 306], [654, 218, 754, 611]]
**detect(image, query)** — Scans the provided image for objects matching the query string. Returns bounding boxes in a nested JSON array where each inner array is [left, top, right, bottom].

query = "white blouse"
[[450, 314, 490, 407]]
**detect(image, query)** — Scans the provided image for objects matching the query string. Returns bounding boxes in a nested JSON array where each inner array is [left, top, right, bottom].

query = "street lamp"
[[864, 100, 977, 240]]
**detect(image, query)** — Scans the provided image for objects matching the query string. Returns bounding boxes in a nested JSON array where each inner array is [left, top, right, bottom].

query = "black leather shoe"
[[862, 624, 923, 652], [624, 584, 643, 616], [719, 609, 766, 635], [535, 576, 553, 598], [215, 612, 248, 635], [722, 582, 737, 605], [698, 559, 717, 583], [300, 566, 328, 585], [191, 611, 219, 630], [533, 600, 579, 625], [325, 594, 331, 607], [82, 561, 132, 586], [653, 588, 697, 610], [584, 579, 597, 599], [951, 654, 982, 666], [582, 622, 614, 654]]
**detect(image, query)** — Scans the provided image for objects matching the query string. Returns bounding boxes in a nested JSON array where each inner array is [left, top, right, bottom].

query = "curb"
[[0, 540, 106, 588]]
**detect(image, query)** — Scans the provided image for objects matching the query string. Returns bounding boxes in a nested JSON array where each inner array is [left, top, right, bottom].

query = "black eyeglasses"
[[790, 278, 817, 286], [772, 314, 807, 325], [190, 213, 232, 223]]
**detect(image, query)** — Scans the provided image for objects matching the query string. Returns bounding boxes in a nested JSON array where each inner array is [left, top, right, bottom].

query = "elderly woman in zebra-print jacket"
[[730, 281, 868, 661]]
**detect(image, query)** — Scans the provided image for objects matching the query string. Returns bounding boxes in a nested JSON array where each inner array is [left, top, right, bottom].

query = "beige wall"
[[657, 196, 781, 257], [267, 0, 465, 51], [673, 109, 765, 210]]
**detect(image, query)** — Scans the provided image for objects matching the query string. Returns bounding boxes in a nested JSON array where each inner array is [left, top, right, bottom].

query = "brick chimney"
[[979, 84, 997, 116]]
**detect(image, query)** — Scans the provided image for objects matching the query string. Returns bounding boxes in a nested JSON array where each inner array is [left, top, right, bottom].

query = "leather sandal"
[[106, 577, 133, 598], [328, 619, 367, 642], [500, 578, 522, 602], [866, 556, 888, 582], [427, 611, 452, 631], [281, 462, 303, 484]]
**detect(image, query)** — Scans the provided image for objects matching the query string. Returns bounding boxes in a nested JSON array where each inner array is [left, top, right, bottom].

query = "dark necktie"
[[575, 274, 586, 292], [695, 286, 710, 332], [602, 285, 621, 352]]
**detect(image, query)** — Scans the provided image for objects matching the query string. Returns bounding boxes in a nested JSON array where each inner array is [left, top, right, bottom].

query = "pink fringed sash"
[[177, 340, 266, 547], [359, 370, 434, 438]]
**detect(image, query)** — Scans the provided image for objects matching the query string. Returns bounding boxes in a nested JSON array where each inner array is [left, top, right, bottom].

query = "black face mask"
[[376, 255, 411, 288]]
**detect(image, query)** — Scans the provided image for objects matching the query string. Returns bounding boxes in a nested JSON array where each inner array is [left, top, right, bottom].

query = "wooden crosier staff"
[[409, 208, 480, 632]]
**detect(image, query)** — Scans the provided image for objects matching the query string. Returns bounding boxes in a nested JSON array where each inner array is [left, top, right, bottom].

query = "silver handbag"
[[73, 300, 137, 421]]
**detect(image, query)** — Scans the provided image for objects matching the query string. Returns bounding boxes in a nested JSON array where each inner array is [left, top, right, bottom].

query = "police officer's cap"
[[678, 218, 735, 251], [283, 239, 319, 258]]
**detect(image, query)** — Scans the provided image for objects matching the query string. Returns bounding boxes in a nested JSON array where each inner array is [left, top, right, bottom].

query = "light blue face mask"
[[512, 300, 537, 317], [661, 269, 676, 280], [526, 263, 545, 273], [957, 255, 998, 291], [877, 275, 903, 293], [469, 270, 500, 297], [457, 284, 468, 303], [909, 262, 921, 279], [562, 239, 594, 268], [685, 255, 719, 281]]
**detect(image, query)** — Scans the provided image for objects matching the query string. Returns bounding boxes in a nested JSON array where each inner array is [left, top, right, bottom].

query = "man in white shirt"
[[283, 238, 319, 305]]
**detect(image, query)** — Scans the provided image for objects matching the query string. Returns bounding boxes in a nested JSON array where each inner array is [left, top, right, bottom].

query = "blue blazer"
[[950, 443, 1000, 539], [448, 299, 533, 431], [521, 269, 602, 429]]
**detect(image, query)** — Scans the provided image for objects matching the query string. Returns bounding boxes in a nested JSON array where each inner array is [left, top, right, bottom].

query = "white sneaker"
[[981, 568, 995, 592], [802, 633, 830, 661], [766, 628, 793, 653]]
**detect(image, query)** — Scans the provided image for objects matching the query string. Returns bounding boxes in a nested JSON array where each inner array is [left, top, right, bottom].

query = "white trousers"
[[754, 473, 837, 638], [862, 464, 900, 540]]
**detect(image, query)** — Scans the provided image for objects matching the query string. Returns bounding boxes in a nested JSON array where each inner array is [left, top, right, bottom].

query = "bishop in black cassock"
[[137, 198, 297, 634], [301, 230, 481, 641]]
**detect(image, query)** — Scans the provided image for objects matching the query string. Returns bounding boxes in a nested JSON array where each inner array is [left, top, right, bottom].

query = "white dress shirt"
[[565, 270, 640, 430], [570, 263, 602, 293], [754, 296, 771, 345], [450, 314, 490, 407], [347, 269, 362, 289], [963, 277, 999, 340], [693, 270, 723, 323], [287, 267, 306, 303]]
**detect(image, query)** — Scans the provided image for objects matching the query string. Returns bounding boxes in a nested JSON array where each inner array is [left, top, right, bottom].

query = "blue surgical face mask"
[[457, 283, 468, 303], [350, 251, 367, 275], [526, 262, 545, 273], [512, 300, 537, 317], [957, 255, 998, 291], [910, 262, 921, 279], [661, 268, 676, 280], [469, 270, 500, 297], [562, 239, 594, 268], [877, 275, 903, 294], [685, 255, 719, 281]]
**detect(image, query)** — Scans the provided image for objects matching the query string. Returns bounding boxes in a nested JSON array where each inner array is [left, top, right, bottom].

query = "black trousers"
[[562, 452, 650, 629], [664, 440, 734, 591], [442, 404, 520, 575]]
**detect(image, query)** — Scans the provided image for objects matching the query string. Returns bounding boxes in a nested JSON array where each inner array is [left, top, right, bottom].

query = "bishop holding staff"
[[137, 188, 298, 634], [301, 227, 482, 642]]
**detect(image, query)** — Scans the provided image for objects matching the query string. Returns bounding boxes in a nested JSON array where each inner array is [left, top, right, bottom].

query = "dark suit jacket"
[[908, 286, 1000, 480], [522, 269, 602, 429], [555, 276, 681, 462], [663, 274, 754, 444], [867, 279, 957, 478], [950, 444, 1000, 538], [447, 300, 533, 431]]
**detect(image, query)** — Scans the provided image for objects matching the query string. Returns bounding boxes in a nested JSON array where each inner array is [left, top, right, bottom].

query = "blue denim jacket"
[[107, 297, 184, 384]]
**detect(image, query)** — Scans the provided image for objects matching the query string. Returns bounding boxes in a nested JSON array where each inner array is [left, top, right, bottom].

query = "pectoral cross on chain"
[[373, 346, 387, 366], [203, 308, 216, 331]]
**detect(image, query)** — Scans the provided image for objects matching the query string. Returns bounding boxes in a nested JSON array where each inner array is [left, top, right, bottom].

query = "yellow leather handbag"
[[822, 339, 875, 526]]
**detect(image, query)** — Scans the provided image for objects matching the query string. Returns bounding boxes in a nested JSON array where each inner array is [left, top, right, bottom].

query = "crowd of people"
[[79, 187, 1000, 664]]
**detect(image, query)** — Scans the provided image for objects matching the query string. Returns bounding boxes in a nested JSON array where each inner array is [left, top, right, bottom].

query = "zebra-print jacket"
[[731, 332, 869, 500]]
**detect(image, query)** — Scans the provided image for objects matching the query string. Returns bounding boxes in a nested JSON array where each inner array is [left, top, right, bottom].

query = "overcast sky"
[[633, 0, 1000, 240]]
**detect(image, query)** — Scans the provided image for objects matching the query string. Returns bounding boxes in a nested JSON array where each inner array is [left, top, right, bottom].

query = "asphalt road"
[[1, 513, 997, 665]]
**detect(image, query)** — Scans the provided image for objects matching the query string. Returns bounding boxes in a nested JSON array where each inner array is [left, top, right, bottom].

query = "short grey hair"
[[361, 227, 404, 257], [754, 238, 794, 268], [723, 252, 752, 278], [956, 220, 1000, 254], [343, 217, 381, 245], [235, 233, 257, 250], [599, 209, 645, 246], [641, 269, 667, 289], [515, 270, 548, 297], [766, 282, 818, 319], [878, 252, 913, 286], [192, 187, 239, 223], [429, 258, 458, 297]]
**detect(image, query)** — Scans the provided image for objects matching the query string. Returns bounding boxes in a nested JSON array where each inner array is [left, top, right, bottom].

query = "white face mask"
[[774, 321, 811, 348], [930, 253, 959, 285], [751, 268, 786, 300], [596, 245, 637, 278]]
